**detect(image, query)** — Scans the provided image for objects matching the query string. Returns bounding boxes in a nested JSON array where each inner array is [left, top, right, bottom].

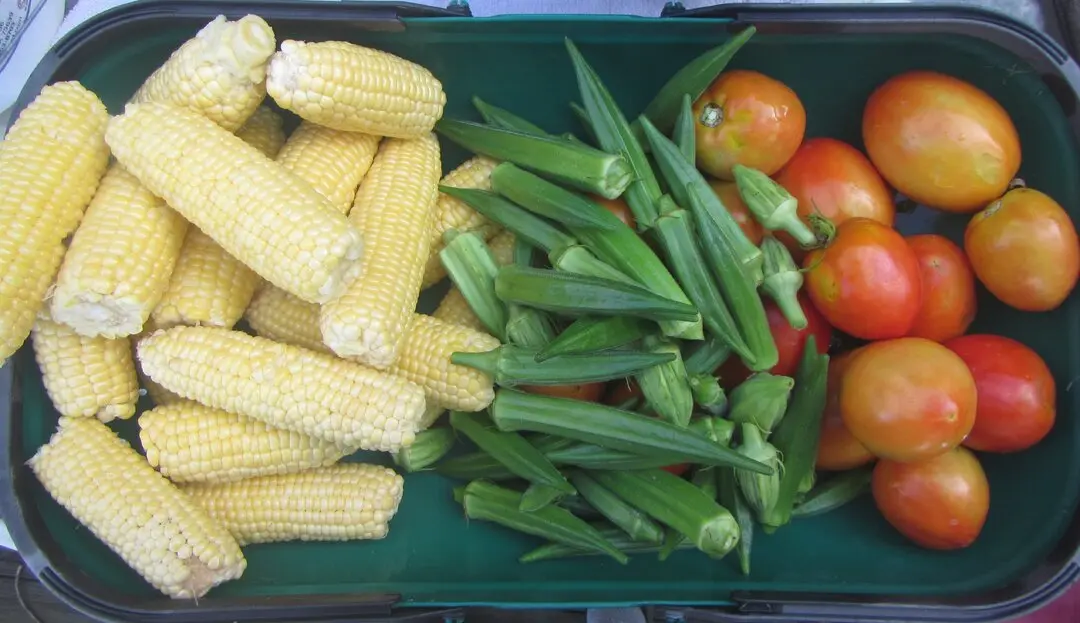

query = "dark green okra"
[[472, 96, 550, 136], [760, 235, 808, 330], [450, 411, 574, 497], [571, 471, 665, 543], [535, 316, 652, 361], [635, 335, 694, 427], [673, 93, 696, 164], [659, 466, 718, 560], [393, 427, 455, 472], [439, 230, 508, 340], [718, 467, 755, 575], [520, 525, 695, 562], [451, 344, 676, 386], [491, 163, 616, 230], [520, 483, 567, 512], [793, 467, 873, 518], [728, 373, 795, 435]]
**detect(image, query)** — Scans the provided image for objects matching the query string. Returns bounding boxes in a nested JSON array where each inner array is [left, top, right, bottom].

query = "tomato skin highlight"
[[906, 234, 977, 343], [841, 337, 977, 463], [709, 180, 765, 246], [593, 196, 636, 231], [772, 138, 895, 257], [693, 70, 806, 180], [872, 447, 989, 550], [862, 70, 1021, 213], [524, 383, 606, 402], [945, 334, 1056, 453], [965, 188, 1080, 312], [804, 218, 922, 340], [817, 349, 875, 471]]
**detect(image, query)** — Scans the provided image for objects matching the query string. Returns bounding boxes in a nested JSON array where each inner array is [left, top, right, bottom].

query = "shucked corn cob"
[[267, 40, 446, 138], [32, 315, 139, 422], [132, 15, 276, 132], [184, 464, 405, 545], [422, 156, 501, 288], [321, 134, 442, 368], [276, 121, 381, 214], [149, 108, 286, 330], [107, 102, 364, 304], [432, 231, 516, 331], [0, 82, 109, 363], [30, 417, 245, 599], [139, 400, 350, 484], [137, 326, 426, 450], [245, 284, 330, 353]]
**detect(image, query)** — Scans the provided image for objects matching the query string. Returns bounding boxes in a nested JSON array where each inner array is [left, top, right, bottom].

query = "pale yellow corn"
[[132, 15, 275, 132], [234, 106, 287, 158], [431, 231, 517, 332], [50, 165, 189, 338], [276, 121, 380, 214], [0, 82, 109, 363], [320, 134, 441, 368], [142, 372, 183, 406], [244, 284, 329, 353], [32, 316, 139, 422], [137, 326, 425, 450], [107, 102, 363, 304], [266, 40, 445, 138], [421, 156, 500, 288], [389, 314, 498, 412], [419, 402, 446, 430], [140, 400, 350, 485], [30, 417, 246, 598], [184, 464, 404, 545]]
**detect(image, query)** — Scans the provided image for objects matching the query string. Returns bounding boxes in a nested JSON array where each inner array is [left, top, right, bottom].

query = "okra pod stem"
[[760, 236, 808, 330], [439, 230, 509, 341], [550, 245, 640, 285], [734, 424, 783, 522], [439, 186, 573, 254], [536, 316, 651, 362], [635, 335, 694, 428], [571, 471, 665, 543], [436, 118, 632, 199], [689, 416, 735, 447], [520, 483, 567, 512], [569, 102, 600, 146], [473, 96, 550, 136], [729, 373, 795, 435], [520, 526, 695, 562], [792, 467, 872, 518], [393, 427, 454, 472], [451, 345, 676, 386], [491, 388, 772, 473], [450, 411, 575, 494], [673, 93, 696, 164], [590, 469, 739, 559], [492, 163, 616, 231], [689, 374, 728, 416], [733, 165, 816, 249], [718, 468, 755, 576], [683, 336, 733, 376], [463, 480, 629, 564], [506, 305, 557, 349]]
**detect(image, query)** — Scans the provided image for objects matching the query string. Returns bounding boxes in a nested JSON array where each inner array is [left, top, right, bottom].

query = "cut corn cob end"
[[30, 417, 246, 598], [183, 464, 405, 545]]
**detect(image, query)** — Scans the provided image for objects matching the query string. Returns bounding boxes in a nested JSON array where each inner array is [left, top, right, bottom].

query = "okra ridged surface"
[[432, 230, 517, 331]]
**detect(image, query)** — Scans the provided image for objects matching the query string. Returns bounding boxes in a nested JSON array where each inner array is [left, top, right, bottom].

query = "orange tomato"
[[945, 334, 1056, 453], [872, 447, 989, 550], [816, 350, 875, 471], [693, 70, 806, 180], [593, 196, 636, 230], [523, 383, 606, 402], [604, 378, 642, 406], [841, 337, 977, 463], [906, 234, 977, 343], [862, 70, 1021, 213], [772, 138, 895, 256], [965, 187, 1080, 312], [804, 218, 922, 340], [709, 180, 764, 246]]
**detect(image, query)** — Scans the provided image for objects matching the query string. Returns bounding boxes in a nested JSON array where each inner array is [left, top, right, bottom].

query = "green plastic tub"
[[3, 2, 1080, 621]]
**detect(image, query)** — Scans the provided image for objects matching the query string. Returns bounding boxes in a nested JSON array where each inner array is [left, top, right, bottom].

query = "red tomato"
[[804, 218, 922, 340], [872, 447, 989, 550], [906, 234, 977, 343], [709, 179, 765, 246], [862, 70, 1021, 213], [772, 138, 895, 257], [716, 294, 832, 388], [817, 349, 875, 471], [523, 383, 605, 402], [965, 188, 1080, 312], [945, 334, 1056, 453], [593, 196, 636, 230], [661, 464, 690, 476], [693, 70, 806, 180], [841, 337, 977, 462]]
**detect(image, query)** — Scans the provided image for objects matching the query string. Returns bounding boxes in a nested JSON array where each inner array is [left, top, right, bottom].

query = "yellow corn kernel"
[[50, 165, 189, 338], [431, 231, 517, 332], [133, 15, 275, 132], [30, 417, 246, 598], [419, 402, 446, 430], [276, 121, 380, 214], [32, 316, 139, 422], [141, 372, 183, 407], [244, 284, 329, 353], [422, 155, 501, 288], [137, 326, 426, 451], [266, 40, 445, 138], [0, 82, 109, 363], [140, 400, 350, 484], [107, 102, 363, 304], [234, 106, 287, 158], [184, 464, 404, 545], [320, 134, 441, 368], [390, 314, 498, 412]]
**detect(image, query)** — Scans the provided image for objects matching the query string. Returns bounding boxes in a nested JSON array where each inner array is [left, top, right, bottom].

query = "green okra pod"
[[450, 411, 575, 495], [689, 374, 728, 416], [733, 165, 816, 249], [436, 118, 632, 199], [491, 163, 616, 231], [535, 316, 651, 362], [436, 452, 515, 481], [544, 443, 690, 471], [760, 236, 808, 330], [492, 388, 772, 473], [393, 427, 455, 472], [451, 344, 676, 386], [688, 416, 735, 447], [683, 336, 733, 376], [520, 482, 567, 512], [520, 525, 696, 562], [591, 469, 739, 559], [718, 467, 755, 575], [635, 335, 695, 428], [729, 373, 795, 435], [439, 230, 508, 341], [673, 93, 696, 164], [463, 480, 628, 563], [569, 101, 600, 146], [473, 96, 550, 136], [659, 466, 718, 560], [793, 467, 872, 518], [572, 471, 665, 543], [734, 423, 783, 522]]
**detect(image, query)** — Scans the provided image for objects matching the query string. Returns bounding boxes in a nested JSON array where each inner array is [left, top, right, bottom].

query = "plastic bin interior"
[[3, 1, 1080, 620]]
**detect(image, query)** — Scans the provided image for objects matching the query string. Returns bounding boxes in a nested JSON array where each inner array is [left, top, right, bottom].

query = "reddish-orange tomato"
[[817, 350, 875, 471], [965, 188, 1080, 312], [841, 337, 977, 462], [709, 180, 764, 246], [593, 196, 636, 230], [872, 447, 989, 550], [693, 70, 806, 180], [717, 294, 832, 388], [523, 383, 606, 402], [906, 234, 977, 343], [945, 334, 1056, 453], [772, 138, 895, 256], [804, 218, 922, 340], [862, 70, 1021, 213]]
